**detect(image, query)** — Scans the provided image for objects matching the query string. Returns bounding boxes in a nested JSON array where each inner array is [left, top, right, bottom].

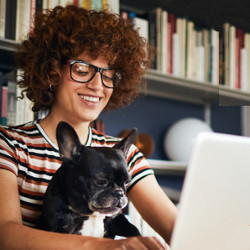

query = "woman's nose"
[[86, 72, 103, 90]]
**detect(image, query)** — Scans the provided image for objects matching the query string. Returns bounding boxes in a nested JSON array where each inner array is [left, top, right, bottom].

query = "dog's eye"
[[124, 180, 130, 187], [95, 179, 109, 187]]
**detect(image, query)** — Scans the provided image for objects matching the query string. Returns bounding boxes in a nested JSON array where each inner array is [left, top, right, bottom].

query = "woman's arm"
[[128, 174, 177, 244], [0, 169, 165, 250]]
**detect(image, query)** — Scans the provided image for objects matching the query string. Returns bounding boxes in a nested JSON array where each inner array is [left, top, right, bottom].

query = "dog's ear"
[[56, 121, 83, 161], [113, 128, 137, 157]]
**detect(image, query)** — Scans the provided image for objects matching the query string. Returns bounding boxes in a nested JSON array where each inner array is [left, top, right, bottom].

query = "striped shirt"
[[0, 120, 154, 227]]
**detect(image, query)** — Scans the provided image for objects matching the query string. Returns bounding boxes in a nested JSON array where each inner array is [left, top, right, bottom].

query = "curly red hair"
[[16, 5, 152, 112]]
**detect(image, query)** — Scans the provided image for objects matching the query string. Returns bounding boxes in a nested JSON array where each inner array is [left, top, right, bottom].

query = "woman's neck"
[[39, 111, 90, 146]]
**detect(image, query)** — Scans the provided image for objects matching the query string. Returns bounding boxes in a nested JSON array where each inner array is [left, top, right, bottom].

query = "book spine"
[[148, 10, 157, 70], [0, 0, 6, 38], [1, 86, 8, 125], [30, 0, 36, 33], [0, 71, 3, 119], [5, 0, 17, 40], [7, 80, 17, 125], [160, 10, 168, 74], [223, 23, 230, 86], [229, 25, 236, 88], [36, 0, 44, 12]]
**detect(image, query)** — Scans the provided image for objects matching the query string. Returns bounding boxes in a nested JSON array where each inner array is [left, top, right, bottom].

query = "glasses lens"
[[71, 62, 95, 82], [102, 69, 119, 88]]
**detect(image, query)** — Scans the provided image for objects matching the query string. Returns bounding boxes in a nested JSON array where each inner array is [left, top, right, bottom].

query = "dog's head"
[[56, 121, 137, 216]]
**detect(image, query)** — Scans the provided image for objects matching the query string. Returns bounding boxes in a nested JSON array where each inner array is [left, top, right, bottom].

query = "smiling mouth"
[[79, 95, 100, 103]]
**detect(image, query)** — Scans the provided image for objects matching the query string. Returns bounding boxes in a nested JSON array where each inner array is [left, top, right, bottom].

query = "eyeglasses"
[[67, 60, 122, 88]]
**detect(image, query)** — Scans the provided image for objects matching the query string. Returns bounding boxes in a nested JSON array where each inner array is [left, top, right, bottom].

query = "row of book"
[[0, 0, 119, 41], [128, 8, 250, 91], [1, 1, 250, 99], [0, 71, 34, 126]]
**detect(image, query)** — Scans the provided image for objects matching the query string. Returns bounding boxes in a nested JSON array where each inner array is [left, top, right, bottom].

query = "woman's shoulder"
[[0, 121, 40, 139], [0, 121, 39, 135]]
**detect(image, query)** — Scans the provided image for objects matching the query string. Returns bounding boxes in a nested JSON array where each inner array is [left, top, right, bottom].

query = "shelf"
[[143, 69, 250, 106], [0, 38, 18, 52], [147, 159, 187, 175], [0, 39, 18, 73]]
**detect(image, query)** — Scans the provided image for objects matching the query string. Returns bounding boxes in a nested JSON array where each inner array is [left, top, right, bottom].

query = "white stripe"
[[19, 165, 53, 180], [20, 196, 43, 205], [129, 169, 154, 187], [36, 122, 58, 150]]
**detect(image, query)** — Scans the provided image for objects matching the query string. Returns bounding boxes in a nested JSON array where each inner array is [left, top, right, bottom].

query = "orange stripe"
[[0, 164, 17, 175], [0, 144, 16, 159], [18, 174, 49, 186], [19, 186, 46, 197], [127, 148, 140, 163], [130, 165, 150, 176]]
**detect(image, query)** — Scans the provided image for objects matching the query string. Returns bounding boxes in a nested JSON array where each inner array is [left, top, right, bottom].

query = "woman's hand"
[[104, 236, 166, 250]]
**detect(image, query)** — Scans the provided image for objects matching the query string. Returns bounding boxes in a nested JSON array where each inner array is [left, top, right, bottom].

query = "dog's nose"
[[113, 190, 123, 198]]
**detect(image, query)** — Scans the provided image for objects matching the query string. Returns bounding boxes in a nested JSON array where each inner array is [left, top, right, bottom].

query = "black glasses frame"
[[67, 60, 121, 88]]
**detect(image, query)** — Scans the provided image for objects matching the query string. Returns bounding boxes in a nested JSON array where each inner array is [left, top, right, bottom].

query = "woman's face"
[[52, 52, 114, 125]]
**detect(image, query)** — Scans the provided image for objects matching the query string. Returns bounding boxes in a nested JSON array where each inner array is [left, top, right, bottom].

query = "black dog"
[[37, 121, 141, 238]]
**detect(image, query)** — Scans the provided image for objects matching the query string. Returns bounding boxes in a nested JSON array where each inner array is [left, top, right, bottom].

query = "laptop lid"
[[170, 132, 250, 250]]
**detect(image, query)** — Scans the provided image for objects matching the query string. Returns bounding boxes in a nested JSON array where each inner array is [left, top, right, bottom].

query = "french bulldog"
[[37, 121, 141, 238]]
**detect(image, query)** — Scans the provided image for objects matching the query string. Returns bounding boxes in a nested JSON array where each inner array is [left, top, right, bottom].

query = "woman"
[[0, 5, 177, 249]]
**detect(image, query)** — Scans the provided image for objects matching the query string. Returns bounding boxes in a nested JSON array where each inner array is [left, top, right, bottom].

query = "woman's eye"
[[75, 69, 89, 75], [95, 179, 109, 187]]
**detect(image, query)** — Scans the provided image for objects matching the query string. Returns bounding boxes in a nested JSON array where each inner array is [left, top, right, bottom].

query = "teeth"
[[80, 95, 99, 103]]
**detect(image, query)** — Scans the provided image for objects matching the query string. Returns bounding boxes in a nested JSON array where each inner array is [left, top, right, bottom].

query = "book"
[[185, 20, 196, 79], [167, 13, 175, 74], [48, 0, 60, 9], [36, 0, 44, 12], [82, 0, 91, 9], [15, 0, 31, 41], [243, 33, 250, 92], [211, 29, 219, 85], [5, 0, 17, 40], [91, 0, 102, 10], [7, 80, 17, 125], [160, 10, 168, 74], [30, 0, 36, 33], [134, 17, 149, 41], [203, 29, 210, 82], [1, 86, 8, 125], [0, 0, 6, 38], [196, 30, 205, 82], [223, 23, 230, 87], [0, 71, 4, 120], [155, 8, 162, 71], [148, 9, 157, 69], [219, 27, 225, 85], [174, 17, 186, 78], [60, 0, 74, 5], [102, 0, 119, 14], [229, 25, 236, 89], [235, 29, 244, 89]]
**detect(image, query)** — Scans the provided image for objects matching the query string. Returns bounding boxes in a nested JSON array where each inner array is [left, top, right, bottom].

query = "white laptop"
[[170, 132, 250, 250]]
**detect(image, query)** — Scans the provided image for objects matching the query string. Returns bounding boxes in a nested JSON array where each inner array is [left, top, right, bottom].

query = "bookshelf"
[[144, 69, 250, 106], [0, 1, 250, 136]]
